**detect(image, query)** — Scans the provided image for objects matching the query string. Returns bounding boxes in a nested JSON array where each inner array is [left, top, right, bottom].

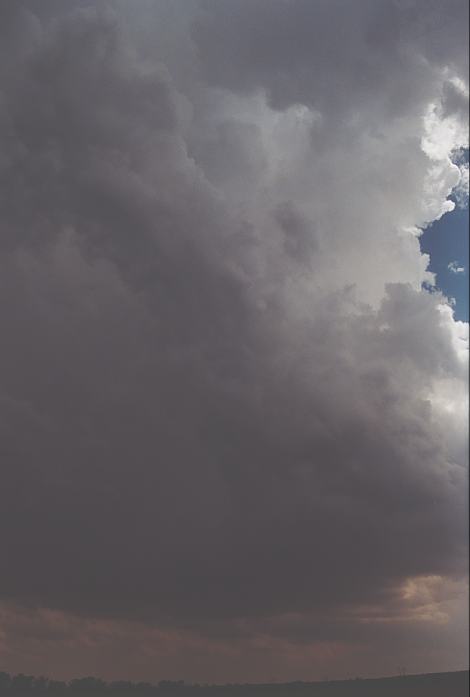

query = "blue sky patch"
[[421, 184, 469, 322]]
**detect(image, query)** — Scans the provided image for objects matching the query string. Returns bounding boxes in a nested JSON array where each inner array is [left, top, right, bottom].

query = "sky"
[[421, 189, 469, 321], [0, 0, 468, 686]]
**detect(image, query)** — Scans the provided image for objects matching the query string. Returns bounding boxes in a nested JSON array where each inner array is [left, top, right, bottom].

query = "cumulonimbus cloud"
[[0, 0, 468, 683]]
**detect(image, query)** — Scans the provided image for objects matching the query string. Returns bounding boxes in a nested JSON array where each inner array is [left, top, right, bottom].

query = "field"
[[0, 671, 468, 697]]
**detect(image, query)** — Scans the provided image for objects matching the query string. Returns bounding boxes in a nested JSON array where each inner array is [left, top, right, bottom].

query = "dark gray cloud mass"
[[0, 0, 468, 683]]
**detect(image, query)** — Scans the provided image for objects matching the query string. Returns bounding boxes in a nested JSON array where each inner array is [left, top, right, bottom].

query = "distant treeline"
[[0, 675, 158, 691], [0, 675, 193, 691], [0, 671, 468, 697]]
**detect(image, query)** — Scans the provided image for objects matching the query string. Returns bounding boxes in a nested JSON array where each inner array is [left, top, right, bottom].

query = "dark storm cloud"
[[192, 0, 468, 114], [0, 0, 468, 681]]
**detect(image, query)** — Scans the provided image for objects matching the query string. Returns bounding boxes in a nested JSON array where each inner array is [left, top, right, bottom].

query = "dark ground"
[[0, 672, 468, 697]]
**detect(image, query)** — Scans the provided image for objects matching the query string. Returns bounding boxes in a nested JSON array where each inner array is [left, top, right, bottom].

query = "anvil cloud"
[[0, 0, 468, 684]]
